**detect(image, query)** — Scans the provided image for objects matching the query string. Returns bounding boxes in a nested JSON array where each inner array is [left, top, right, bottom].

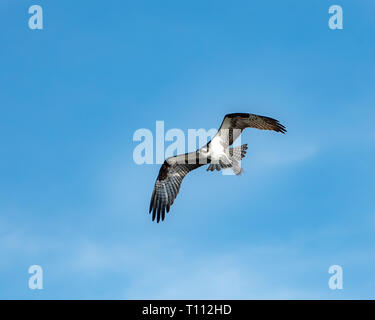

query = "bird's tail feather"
[[232, 159, 243, 175], [229, 144, 248, 161]]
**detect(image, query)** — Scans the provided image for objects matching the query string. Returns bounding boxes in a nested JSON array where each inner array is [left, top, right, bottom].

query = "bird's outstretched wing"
[[211, 113, 287, 146], [149, 152, 204, 223]]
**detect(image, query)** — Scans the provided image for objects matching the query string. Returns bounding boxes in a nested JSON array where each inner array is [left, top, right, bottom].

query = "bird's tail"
[[231, 159, 243, 175], [229, 144, 248, 161]]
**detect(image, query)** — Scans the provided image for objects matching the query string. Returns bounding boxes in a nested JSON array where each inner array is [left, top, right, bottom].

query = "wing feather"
[[211, 113, 286, 146], [149, 152, 204, 222]]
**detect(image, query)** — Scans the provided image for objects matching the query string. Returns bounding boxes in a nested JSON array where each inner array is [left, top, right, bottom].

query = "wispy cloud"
[[1, 214, 373, 299], [249, 145, 318, 170]]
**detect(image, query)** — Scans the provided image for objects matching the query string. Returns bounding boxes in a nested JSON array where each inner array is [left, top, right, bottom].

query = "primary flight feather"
[[149, 113, 287, 222]]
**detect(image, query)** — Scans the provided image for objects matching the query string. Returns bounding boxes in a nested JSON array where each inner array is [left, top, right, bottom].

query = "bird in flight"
[[149, 113, 286, 222]]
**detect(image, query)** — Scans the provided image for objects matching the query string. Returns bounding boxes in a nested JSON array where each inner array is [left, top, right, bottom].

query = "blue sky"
[[0, 0, 374, 299]]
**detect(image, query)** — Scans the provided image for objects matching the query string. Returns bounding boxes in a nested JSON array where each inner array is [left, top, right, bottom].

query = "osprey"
[[149, 113, 286, 222]]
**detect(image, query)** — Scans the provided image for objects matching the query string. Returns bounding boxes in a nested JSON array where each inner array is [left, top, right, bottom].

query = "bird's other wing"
[[211, 113, 287, 147], [149, 152, 204, 223]]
